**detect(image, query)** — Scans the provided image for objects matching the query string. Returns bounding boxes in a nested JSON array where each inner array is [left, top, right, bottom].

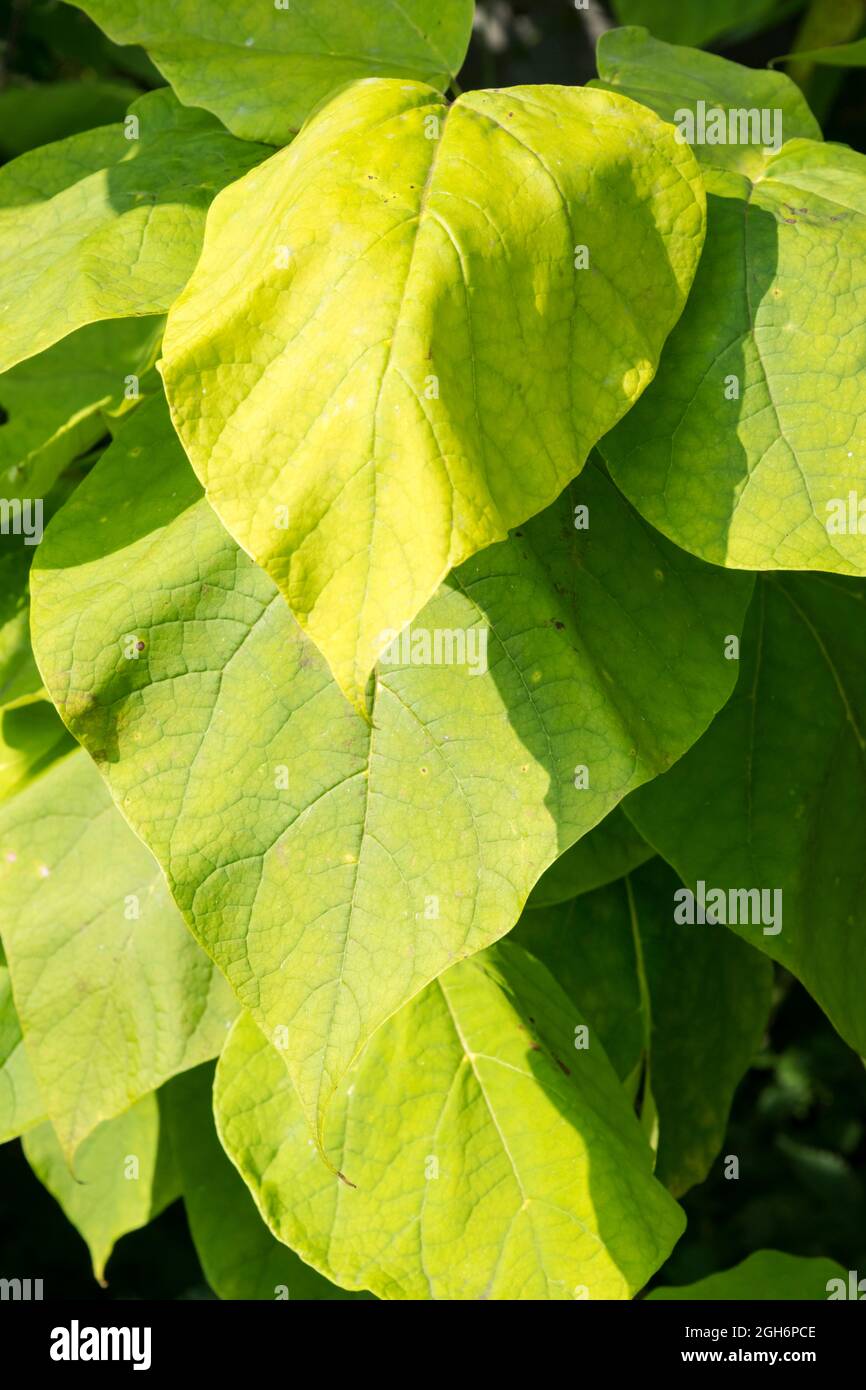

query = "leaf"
[[0, 80, 138, 158], [0, 749, 237, 1157], [161, 77, 706, 709], [0, 700, 75, 803], [65, 0, 475, 144], [0, 87, 268, 375], [648, 1250, 849, 1300], [162, 1064, 369, 1300], [609, 3, 796, 49], [22, 1091, 177, 1284], [215, 943, 686, 1300], [527, 807, 652, 908], [0, 317, 163, 504], [626, 574, 866, 1056], [596, 33, 866, 577], [515, 859, 773, 1195], [776, 36, 866, 65], [0, 964, 44, 1143], [30, 395, 752, 1150], [594, 27, 821, 178]]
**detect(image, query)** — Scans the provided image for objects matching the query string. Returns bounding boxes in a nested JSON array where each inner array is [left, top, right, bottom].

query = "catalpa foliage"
[[0, 2, 863, 1301]]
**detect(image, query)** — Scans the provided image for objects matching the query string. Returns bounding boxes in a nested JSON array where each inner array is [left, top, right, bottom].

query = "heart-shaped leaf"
[[161, 77, 706, 708]]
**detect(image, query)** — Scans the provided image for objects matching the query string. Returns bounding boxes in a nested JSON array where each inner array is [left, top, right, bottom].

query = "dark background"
[[1, 0, 864, 1300]]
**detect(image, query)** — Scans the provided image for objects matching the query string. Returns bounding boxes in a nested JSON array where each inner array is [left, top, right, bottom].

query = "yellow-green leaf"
[[161, 77, 705, 708], [215, 944, 685, 1300]]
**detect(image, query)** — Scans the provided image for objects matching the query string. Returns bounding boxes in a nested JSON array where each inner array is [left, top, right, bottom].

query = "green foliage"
[[627, 575, 866, 1055], [648, 1249, 847, 1299], [0, 88, 267, 374], [0, 1, 863, 1304]]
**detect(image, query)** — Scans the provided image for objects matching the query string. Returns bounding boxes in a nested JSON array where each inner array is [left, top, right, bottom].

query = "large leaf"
[[526, 807, 652, 909], [23, 1091, 178, 1284], [626, 574, 866, 1056], [30, 396, 751, 1149], [162, 1064, 368, 1300], [515, 859, 773, 1195], [597, 32, 866, 577], [0, 750, 237, 1157], [648, 1250, 848, 1300], [0, 87, 267, 375], [610, 4, 797, 49], [215, 944, 686, 1301], [66, 0, 475, 144], [0, 317, 162, 504], [161, 77, 706, 709], [0, 964, 44, 1143]]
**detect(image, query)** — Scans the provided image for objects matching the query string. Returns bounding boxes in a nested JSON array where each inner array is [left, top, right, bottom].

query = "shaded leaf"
[[527, 807, 652, 908], [66, 0, 475, 143], [648, 1249, 848, 1299], [0, 80, 138, 158], [0, 316, 163, 504], [626, 574, 866, 1056], [516, 859, 773, 1195], [609, 4, 798, 49]]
